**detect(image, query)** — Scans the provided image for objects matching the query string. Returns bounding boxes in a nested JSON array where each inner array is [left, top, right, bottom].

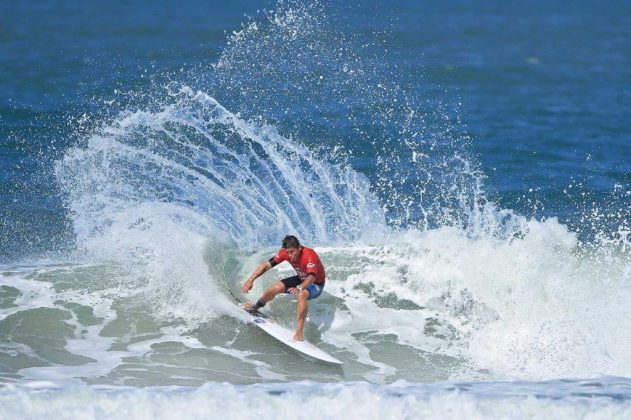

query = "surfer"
[[242, 235, 326, 341]]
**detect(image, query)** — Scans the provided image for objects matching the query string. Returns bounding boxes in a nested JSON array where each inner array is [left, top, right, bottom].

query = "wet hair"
[[282, 235, 301, 249]]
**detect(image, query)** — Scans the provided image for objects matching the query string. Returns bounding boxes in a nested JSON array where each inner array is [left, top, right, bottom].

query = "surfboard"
[[242, 305, 343, 365]]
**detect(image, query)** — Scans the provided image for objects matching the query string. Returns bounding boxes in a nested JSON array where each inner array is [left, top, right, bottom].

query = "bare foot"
[[293, 333, 304, 341], [243, 302, 257, 313]]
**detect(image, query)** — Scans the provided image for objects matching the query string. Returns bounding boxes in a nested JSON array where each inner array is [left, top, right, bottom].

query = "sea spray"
[[54, 86, 386, 325], [209, 0, 483, 232]]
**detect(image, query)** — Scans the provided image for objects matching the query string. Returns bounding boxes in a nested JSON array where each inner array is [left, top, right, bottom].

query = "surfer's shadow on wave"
[[303, 292, 338, 338], [273, 292, 337, 341]]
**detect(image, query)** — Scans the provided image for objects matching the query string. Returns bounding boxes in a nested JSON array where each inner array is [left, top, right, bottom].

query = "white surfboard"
[[243, 306, 343, 365]]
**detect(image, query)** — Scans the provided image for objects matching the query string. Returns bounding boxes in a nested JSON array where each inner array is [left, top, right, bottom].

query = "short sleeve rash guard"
[[268, 246, 326, 285]]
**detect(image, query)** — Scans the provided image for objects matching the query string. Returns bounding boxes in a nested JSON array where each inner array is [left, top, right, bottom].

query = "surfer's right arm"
[[242, 261, 273, 293]]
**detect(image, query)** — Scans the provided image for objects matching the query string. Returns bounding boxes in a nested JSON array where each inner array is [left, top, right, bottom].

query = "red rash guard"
[[269, 246, 326, 285]]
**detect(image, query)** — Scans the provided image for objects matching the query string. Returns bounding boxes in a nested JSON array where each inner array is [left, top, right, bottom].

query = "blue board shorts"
[[281, 275, 324, 300]]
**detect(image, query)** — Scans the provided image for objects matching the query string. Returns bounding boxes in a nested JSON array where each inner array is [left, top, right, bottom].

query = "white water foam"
[[1, 379, 630, 420], [4, 211, 630, 384], [315, 216, 631, 381]]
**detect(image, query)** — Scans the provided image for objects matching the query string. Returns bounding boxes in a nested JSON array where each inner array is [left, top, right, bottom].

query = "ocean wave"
[[1, 379, 630, 420]]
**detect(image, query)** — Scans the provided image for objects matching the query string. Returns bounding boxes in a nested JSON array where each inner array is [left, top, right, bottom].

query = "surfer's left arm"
[[288, 274, 316, 295]]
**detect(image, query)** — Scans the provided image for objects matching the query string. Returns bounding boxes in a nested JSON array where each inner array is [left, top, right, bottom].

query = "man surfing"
[[242, 235, 325, 341]]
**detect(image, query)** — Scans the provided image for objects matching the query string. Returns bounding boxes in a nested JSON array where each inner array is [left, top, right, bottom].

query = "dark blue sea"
[[1, 1, 630, 418]]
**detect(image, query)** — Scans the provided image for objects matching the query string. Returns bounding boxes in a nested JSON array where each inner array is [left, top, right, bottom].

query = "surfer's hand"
[[287, 287, 300, 295], [242, 280, 253, 294]]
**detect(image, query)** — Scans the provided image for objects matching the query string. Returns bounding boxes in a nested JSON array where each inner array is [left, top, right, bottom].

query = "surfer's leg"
[[294, 289, 309, 341], [246, 281, 285, 313], [247, 278, 295, 312], [258, 281, 286, 305]]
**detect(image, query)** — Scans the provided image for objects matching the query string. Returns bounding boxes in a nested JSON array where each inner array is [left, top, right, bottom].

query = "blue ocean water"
[[1, 0, 631, 418]]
